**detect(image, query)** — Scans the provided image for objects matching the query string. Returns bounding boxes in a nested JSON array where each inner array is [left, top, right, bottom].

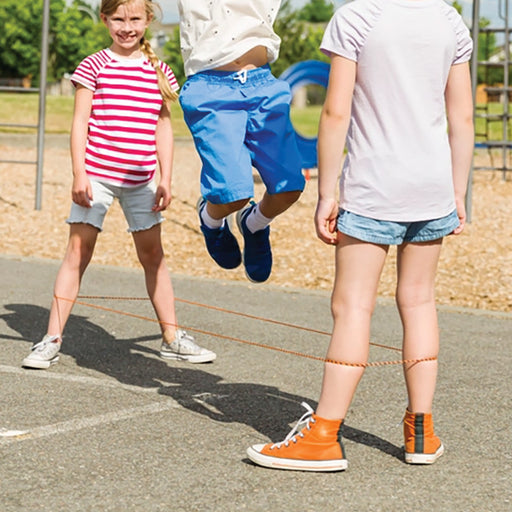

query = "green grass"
[[0, 93, 75, 134], [290, 104, 322, 138], [475, 102, 512, 142], [3, 93, 511, 144], [0, 92, 321, 139], [0, 93, 191, 137]]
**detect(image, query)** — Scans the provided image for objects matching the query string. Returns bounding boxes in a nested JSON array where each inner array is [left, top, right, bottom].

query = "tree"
[[477, 17, 501, 85], [272, 1, 329, 78], [297, 0, 334, 23], [0, 0, 108, 84], [163, 26, 185, 88], [52, 1, 110, 80], [0, 0, 60, 82], [451, 1, 463, 15]]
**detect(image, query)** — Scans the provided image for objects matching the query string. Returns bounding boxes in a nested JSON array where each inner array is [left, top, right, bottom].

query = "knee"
[[331, 294, 375, 322], [66, 237, 94, 267], [396, 285, 435, 311], [137, 245, 164, 269], [279, 190, 302, 208], [209, 198, 249, 218]]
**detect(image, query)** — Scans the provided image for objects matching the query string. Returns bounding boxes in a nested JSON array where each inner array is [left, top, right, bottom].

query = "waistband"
[[189, 64, 272, 84]]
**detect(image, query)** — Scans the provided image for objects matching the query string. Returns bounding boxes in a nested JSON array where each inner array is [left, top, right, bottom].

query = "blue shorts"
[[179, 65, 305, 204], [337, 209, 460, 245], [67, 179, 163, 233]]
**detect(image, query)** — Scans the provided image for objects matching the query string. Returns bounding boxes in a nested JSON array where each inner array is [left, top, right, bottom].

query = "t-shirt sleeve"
[[70, 56, 97, 91], [452, 14, 473, 64], [160, 62, 180, 91], [320, 8, 362, 61], [320, 1, 381, 62]]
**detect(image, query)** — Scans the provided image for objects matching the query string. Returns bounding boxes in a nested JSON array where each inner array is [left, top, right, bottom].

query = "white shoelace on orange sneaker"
[[270, 402, 315, 449]]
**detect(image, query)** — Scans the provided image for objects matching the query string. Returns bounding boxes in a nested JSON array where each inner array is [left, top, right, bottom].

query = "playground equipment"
[[0, 0, 50, 210], [5, 2, 509, 211], [471, 0, 512, 178], [279, 60, 330, 170]]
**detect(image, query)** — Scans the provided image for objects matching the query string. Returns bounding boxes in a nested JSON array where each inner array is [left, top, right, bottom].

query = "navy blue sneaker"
[[197, 198, 241, 269], [236, 202, 272, 283]]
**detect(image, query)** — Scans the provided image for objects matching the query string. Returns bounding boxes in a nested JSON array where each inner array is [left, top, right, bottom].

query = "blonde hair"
[[100, 0, 178, 106]]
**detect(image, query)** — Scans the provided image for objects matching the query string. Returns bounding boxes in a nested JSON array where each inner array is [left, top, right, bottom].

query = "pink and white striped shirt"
[[70, 48, 179, 187]]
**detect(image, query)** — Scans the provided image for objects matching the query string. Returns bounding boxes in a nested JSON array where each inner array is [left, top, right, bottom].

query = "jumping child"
[[22, 0, 216, 369], [247, 0, 474, 471], [177, 1, 306, 283]]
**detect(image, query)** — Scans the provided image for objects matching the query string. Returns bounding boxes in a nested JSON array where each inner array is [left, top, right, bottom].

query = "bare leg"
[[257, 190, 302, 218], [132, 224, 177, 337], [396, 240, 443, 413], [205, 189, 301, 220], [316, 234, 388, 420], [48, 223, 98, 336], [205, 198, 249, 220]]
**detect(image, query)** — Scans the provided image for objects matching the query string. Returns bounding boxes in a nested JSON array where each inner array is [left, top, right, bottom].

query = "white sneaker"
[[160, 329, 216, 364], [22, 335, 61, 369]]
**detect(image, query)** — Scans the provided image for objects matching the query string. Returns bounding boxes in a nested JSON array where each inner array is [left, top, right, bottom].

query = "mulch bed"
[[1, 138, 510, 313]]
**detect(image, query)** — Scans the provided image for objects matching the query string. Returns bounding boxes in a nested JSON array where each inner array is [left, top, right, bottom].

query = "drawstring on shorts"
[[233, 69, 248, 84]]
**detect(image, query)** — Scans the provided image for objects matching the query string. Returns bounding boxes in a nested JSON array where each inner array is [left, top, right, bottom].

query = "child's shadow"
[[1, 303, 403, 459]]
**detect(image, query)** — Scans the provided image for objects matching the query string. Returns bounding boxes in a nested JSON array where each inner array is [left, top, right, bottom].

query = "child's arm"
[[153, 103, 174, 212], [70, 84, 94, 207], [316, 54, 356, 245], [445, 62, 474, 235]]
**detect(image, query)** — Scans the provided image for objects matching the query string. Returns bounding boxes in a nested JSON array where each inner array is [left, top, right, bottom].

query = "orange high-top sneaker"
[[403, 409, 444, 464], [247, 403, 347, 472]]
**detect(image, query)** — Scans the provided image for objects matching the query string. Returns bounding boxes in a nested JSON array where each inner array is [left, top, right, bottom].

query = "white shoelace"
[[270, 402, 315, 449], [174, 329, 202, 353], [32, 334, 60, 352], [30, 335, 61, 359]]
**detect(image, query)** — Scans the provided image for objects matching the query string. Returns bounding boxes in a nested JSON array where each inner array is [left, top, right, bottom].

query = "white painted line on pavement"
[[0, 364, 159, 394], [0, 399, 181, 445], [0, 429, 29, 437]]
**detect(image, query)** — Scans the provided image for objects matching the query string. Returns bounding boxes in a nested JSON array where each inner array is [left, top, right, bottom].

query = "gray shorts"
[[67, 179, 163, 233]]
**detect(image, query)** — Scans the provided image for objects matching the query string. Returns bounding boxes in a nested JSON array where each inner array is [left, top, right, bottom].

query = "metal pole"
[[467, 0, 480, 223], [502, 0, 509, 180], [35, 0, 50, 210]]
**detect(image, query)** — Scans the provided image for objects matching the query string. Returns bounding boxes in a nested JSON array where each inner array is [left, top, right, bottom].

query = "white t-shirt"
[[321, 0, 473, 221], [178, 0, 282, 77]]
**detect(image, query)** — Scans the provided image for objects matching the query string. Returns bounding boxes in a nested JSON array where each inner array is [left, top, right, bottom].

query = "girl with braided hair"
[[22, 0, 216, 369]]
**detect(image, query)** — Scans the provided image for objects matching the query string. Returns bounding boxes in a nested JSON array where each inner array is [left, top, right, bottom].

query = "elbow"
[[321, 107, 351, 129], [448, 114, 474, 135]]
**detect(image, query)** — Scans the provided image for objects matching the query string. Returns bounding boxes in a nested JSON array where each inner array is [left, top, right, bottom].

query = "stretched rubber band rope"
[[54, 295, 437, 368]]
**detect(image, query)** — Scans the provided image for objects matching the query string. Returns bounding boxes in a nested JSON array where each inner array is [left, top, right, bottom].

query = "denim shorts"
[[179, 65, 305, 204], [336, 209, 460, 245], [67, 179, 163, 233]]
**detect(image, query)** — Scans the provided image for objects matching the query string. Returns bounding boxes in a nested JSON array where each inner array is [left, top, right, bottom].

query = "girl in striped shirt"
[[22, 0, 216, 370]]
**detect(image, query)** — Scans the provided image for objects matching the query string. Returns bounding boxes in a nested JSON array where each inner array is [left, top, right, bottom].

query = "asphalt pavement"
[[0, 255, 510, 512]]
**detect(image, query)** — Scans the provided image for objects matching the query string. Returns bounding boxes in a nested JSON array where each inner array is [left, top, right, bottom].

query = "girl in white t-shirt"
[[22, 0, 216, 370], [247, 0, 474, 471]]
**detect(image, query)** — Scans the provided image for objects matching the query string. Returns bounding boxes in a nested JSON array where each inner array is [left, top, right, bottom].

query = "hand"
[[315, 197, 339, 245], [152, 184, 171, 212], [452, 197, 466, 235], [71, 174, 92, 207]]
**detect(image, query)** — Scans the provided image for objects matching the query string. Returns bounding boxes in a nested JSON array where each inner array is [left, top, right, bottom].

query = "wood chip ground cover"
[[1, 140, 510, 313]]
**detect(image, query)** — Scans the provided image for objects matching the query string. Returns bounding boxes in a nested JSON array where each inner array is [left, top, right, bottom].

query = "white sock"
[[201, 205, 224, 229], [245, 203, 273, 233]]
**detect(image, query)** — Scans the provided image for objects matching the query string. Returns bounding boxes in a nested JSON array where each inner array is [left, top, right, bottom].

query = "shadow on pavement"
[[1, 302, 403, 461]]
